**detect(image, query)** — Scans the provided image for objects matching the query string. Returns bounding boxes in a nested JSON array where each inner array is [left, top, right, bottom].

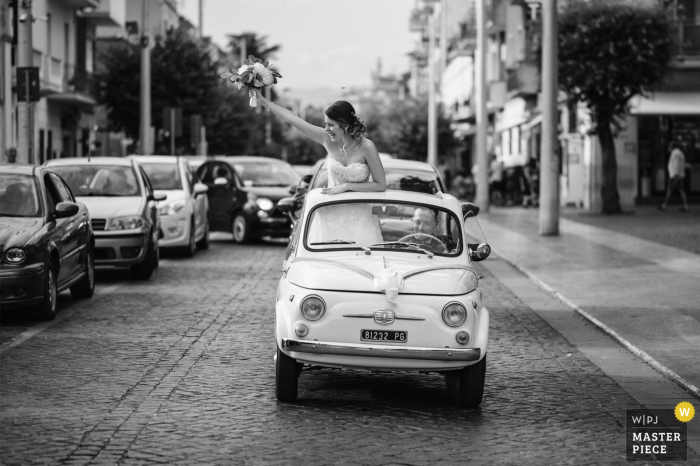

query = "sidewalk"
[[464, 206, 700, 400]]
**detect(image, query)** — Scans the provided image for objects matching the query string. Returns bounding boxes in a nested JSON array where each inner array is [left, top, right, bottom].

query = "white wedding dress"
[[308, 158, 383, 247]]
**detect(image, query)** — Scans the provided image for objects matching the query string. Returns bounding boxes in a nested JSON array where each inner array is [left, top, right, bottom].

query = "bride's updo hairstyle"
[[326, 100, 366, 139]]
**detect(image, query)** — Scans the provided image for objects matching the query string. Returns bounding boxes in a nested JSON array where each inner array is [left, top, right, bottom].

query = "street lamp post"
[[17, 0, 34, 163], [139, 0, 152, 155], [539, 0, 559, 235], [475, 0, 489, 211], [427, 5, 437, 168]]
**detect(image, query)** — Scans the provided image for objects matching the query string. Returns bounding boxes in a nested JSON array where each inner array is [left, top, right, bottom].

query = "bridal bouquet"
[[220, 55, 282, 107]]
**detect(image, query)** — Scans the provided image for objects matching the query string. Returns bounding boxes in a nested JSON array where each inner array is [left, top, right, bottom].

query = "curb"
[[492, 249, 700, 401]]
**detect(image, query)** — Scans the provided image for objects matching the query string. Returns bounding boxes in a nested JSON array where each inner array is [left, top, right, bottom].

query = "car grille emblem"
[[373, 309, 395, 325]]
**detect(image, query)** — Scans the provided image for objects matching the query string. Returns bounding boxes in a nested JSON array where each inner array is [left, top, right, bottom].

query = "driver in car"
[[409, 207, 447, 253]]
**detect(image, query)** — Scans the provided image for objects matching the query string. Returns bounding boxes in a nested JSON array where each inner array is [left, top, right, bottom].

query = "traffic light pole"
[[17, 0, 34, 163]]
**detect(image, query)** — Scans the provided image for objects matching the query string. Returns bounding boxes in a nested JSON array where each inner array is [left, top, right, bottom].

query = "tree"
[[96, 25, 221, 152], [540, 1, 673, 213], [225, 32, 281, 68], [363, 99, 457, 161]]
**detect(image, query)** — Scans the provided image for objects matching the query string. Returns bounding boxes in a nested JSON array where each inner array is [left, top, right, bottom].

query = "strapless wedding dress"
[[308, 158, 383, 247]]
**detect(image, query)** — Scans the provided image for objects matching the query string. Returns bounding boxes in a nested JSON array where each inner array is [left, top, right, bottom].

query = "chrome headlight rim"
[[108, 215, 146, 231], [442, 301, 468, 327], [300, 294, 326, 321], [256, 197, 274, 211], [4, 247, 26, 264]]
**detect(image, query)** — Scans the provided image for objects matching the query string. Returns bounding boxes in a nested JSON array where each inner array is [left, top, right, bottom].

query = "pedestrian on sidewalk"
[[659, 142, 689, 212], [488, 154, 504, 205]]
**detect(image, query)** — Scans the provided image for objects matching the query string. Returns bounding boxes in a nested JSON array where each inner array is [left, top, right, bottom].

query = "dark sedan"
[[0, 165, 95, 320], [196, 156, 301, 243]]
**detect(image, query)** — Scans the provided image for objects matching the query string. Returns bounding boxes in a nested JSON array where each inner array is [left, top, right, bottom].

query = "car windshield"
[[305, 201, 462, 256], [233, 162, 300, 187], [312, 166, 441, 194], [0, 174, 41, 217], [52, 165, 141, 197], [141, 163, 182, 190]]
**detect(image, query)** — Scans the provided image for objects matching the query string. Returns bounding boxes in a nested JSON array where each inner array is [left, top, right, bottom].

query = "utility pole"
[[427, 5, 437, 168], [139, 0, 151, 155], [440, 0, 447, 81], [539, 0, 559, 235], [0, 0, 7, 157], [17, 0, 34, 164], [198, 0, 203, 38], [475, 0, 489, 211]]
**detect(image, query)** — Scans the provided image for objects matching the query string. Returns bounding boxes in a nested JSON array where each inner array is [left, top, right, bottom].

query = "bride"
[[255, 93, 386, 246]]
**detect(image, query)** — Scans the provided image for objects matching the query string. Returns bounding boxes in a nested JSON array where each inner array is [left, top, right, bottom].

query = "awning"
[[496, 97, 530, 132], [629, 92, 700, 115]]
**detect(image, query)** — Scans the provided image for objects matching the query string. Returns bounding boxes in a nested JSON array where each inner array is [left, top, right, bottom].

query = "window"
[[49, 173, 74, 202]]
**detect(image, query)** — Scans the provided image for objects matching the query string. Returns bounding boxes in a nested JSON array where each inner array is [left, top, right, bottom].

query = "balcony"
[[506, 63, 539, 97], [40, 56, 66, 95], [79, 0, 125, 27], [45, 65, 98, 109]]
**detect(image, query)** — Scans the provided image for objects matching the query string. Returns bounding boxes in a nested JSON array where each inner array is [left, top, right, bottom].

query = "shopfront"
[[631, 93, 700, 200]]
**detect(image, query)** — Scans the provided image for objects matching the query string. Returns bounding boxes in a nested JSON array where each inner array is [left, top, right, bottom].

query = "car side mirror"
[[194, 183, 208, 195], [288, 184, 297, 195], [462, 202, 480, 218], [148, 193, 167, 202], [468, 243, 491, 262], [54, 201, 80, 219], [213, 177, 229, 186], [278, 197, 298, 214]]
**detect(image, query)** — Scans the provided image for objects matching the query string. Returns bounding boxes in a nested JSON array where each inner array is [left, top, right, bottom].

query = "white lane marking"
[[0, 283, 121, 355]]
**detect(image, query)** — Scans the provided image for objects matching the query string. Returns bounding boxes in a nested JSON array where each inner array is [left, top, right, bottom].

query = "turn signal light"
[[456, 331, 470, 345], [294, 322, 309, 337]]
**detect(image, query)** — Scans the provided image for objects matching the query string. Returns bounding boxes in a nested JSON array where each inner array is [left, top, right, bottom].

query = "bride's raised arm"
[[255, 91, 327, 144]]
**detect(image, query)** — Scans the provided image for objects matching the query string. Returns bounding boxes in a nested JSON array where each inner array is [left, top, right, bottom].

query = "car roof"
[[128, 155, 182, 164], [0, 164, 37, 175], [304, 188, 459, 211], [46, 157, 136, 167], [209, 156, 291, 164]]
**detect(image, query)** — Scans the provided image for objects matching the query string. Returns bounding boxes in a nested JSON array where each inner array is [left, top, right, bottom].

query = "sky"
[[178, 0, 418, 106]]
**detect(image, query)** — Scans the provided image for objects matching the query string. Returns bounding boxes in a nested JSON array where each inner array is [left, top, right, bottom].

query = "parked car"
[[130, 156, 210, 256], [196, 156, 301, 243], [275, 188, 491, 405], [0, 164, 95, 320], [46, 157, 165, 280], [309, 157, 446, 194]]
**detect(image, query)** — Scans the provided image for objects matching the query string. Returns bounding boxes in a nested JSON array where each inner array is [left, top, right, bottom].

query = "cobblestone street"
[[0, 238, 693, 465]]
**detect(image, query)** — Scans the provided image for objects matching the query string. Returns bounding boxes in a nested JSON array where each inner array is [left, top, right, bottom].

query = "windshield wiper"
[[369, 241, 434, 258], [310, 239, 371, 254]]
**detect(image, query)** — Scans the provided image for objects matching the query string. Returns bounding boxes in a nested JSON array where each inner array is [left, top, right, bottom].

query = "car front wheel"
[[196, 221, 210, 250], [231, 213, 253, 244], [70, 247, 95, 298], [131, 237, 156, 280], [36, 264, 57, 320], [275, 347, 301, 402], [183, 218, 196, 257], [458, 355, 486, 407]]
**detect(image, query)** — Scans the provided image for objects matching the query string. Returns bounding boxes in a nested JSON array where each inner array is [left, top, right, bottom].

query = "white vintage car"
[[276, 189, 491, 407]]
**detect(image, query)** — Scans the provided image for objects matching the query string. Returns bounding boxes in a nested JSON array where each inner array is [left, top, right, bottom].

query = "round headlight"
[[301, 295, 326, 321], [442, 302, 467, 327], [256, 197, 274, 211], [5, 247, 26, 264]]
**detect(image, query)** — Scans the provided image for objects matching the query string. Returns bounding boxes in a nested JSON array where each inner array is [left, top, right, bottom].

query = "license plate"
[[361, 329, 407, 343]]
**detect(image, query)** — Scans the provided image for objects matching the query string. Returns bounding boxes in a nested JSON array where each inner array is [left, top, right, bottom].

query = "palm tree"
[[226, 32, 281, 67]]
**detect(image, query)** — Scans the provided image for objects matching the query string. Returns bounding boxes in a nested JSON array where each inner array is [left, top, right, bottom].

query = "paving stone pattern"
[[0, 242, 689, 465]]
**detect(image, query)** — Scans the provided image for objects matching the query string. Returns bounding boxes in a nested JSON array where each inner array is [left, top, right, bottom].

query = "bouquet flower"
[[220, 55, 282, 107]]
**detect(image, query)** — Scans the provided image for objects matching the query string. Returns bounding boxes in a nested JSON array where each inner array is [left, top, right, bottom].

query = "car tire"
[[196, 221, 210, 250], [131, 237, 156, 280], [70, 247, 95, 298], [36, 263, 58, 321], [231, 213, 253, 244], [275, 347, 301, 402], [183, 218, 196, 258], [458, 355, 486, 407]]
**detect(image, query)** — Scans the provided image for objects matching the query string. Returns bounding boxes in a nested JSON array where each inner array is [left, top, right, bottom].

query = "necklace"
[[336, 138, 358, 159]]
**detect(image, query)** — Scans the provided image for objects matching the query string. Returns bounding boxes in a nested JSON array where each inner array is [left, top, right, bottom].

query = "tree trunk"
[[598, 120, 621, 214]]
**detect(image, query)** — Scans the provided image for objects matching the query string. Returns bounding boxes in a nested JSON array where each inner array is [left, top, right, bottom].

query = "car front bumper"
[[158, 215, 189, 248], [282, 338, 481, 361], [0, 263, 46, 308], [94, 231, 149, 266], [251, 213, 291, 238]]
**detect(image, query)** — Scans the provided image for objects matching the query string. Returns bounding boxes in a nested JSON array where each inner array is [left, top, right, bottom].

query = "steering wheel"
[[397, 233, 447, 253]]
